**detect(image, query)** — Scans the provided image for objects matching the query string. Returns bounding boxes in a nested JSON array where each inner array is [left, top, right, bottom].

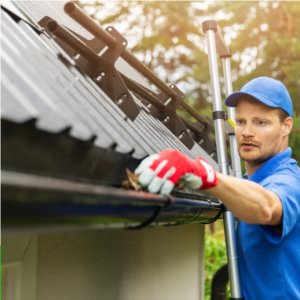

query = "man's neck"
[[245, 160, 266, 178]]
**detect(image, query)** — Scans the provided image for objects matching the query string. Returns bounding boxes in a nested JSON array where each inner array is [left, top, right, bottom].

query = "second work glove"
[[134, 149, 218, 194]]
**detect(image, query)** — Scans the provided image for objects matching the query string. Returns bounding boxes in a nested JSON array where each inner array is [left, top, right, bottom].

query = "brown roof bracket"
[[148, 84, 195, 150], [38, 16, 140, 121]]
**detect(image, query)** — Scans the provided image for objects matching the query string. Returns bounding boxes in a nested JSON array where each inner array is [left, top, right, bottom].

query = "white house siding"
[[2, 224, 205, 300]]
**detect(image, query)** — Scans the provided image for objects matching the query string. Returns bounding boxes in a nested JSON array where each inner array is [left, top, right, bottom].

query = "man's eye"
[[257, 121, 266, 126], [236, 120, 244, 125]]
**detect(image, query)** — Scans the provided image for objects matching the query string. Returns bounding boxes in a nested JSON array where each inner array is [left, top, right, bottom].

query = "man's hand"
[[134, 149, 218, 194]]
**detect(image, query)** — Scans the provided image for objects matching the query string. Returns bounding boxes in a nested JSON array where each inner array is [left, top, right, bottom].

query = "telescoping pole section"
[[202, 20, 244, 300], [222, 57, 243, 179]]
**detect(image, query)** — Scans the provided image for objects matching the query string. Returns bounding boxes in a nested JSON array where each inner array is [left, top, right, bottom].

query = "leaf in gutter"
[[122, 168, 146, 191]]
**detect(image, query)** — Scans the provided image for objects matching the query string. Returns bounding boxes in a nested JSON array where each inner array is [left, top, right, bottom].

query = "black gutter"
[[2, 170, 221, 234]]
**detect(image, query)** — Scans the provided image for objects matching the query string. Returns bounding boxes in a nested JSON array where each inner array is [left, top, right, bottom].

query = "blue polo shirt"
[[237, 148, 300, 300]]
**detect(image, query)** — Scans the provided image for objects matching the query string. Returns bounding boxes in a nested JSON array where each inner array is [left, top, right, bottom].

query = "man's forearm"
[[134, 149, 282, 225], [207, 173, 282, 225]]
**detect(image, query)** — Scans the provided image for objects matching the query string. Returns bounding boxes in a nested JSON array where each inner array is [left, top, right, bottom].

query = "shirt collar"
[[243, 147, 292, 183]]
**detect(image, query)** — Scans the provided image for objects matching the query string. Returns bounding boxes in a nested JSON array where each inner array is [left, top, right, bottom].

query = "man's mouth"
[[241, 142, 258, 149]]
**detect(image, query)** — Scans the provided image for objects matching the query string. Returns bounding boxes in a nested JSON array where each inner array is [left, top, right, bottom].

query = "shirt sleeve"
[[260, 174, 300, 244]]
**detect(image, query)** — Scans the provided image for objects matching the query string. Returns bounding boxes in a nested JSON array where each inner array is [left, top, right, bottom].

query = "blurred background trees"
[[75, 0, 300, 159]]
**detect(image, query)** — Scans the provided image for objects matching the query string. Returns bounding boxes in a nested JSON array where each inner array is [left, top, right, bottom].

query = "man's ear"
[[283, 117, 293, 136]]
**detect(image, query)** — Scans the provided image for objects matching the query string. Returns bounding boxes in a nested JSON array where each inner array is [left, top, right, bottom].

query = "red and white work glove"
[[134, 149, 218, 194]]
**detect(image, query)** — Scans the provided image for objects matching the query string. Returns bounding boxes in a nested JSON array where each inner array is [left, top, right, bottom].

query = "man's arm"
[[135, 149, 283, 225], [208, 172, 283, 225]]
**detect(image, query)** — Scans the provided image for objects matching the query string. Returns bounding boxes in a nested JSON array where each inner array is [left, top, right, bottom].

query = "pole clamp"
[[220, 47, 232, 59], [212, 110, 226, 120], [202, 20, 218, 33], [221, 204, 230, 212]]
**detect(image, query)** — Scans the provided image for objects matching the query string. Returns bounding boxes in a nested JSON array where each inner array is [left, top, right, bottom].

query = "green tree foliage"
[[290, 114, 300, 162], [207, 2, 300, 109], [205, 230, 230, 300]]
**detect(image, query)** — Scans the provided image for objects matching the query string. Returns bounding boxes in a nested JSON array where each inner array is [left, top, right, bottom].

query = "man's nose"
[[242, 123, 254, 138]]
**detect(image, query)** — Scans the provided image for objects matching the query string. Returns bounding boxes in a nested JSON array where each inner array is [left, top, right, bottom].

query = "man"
[[135, 77, 300, 299]]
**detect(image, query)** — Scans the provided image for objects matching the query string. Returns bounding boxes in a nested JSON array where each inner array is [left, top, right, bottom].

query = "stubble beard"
[[238, 139, 282, 167]]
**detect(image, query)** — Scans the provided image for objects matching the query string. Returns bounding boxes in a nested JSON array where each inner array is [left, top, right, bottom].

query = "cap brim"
[[225, 91, 281, 109]]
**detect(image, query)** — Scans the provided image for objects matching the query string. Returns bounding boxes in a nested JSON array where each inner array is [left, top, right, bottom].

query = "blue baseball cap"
[[225, 77, 293, 117]]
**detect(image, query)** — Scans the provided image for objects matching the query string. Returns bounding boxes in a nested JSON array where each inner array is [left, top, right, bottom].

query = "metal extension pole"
[[222, 57, 242, 179], [202, 20, 243, 300]]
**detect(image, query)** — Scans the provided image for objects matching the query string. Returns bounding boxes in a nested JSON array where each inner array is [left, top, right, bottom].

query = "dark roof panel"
[[2, 1, 219, 178]]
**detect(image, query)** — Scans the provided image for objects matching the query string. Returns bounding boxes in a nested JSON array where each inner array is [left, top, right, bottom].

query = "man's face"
[[235, 99, 287, 164]]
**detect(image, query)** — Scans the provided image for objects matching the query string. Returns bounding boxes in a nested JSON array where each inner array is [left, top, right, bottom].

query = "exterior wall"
[[2, 224, 205, 300], [2, 235, 37, 300], [36, 224, 205, 300]]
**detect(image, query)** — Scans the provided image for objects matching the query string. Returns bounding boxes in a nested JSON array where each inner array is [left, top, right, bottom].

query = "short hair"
[[239, 95, 289, 124], [277, 109, 289, 124]]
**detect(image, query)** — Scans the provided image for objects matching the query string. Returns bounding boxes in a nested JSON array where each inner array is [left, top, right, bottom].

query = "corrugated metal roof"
[[1, 1, 218, 183]]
